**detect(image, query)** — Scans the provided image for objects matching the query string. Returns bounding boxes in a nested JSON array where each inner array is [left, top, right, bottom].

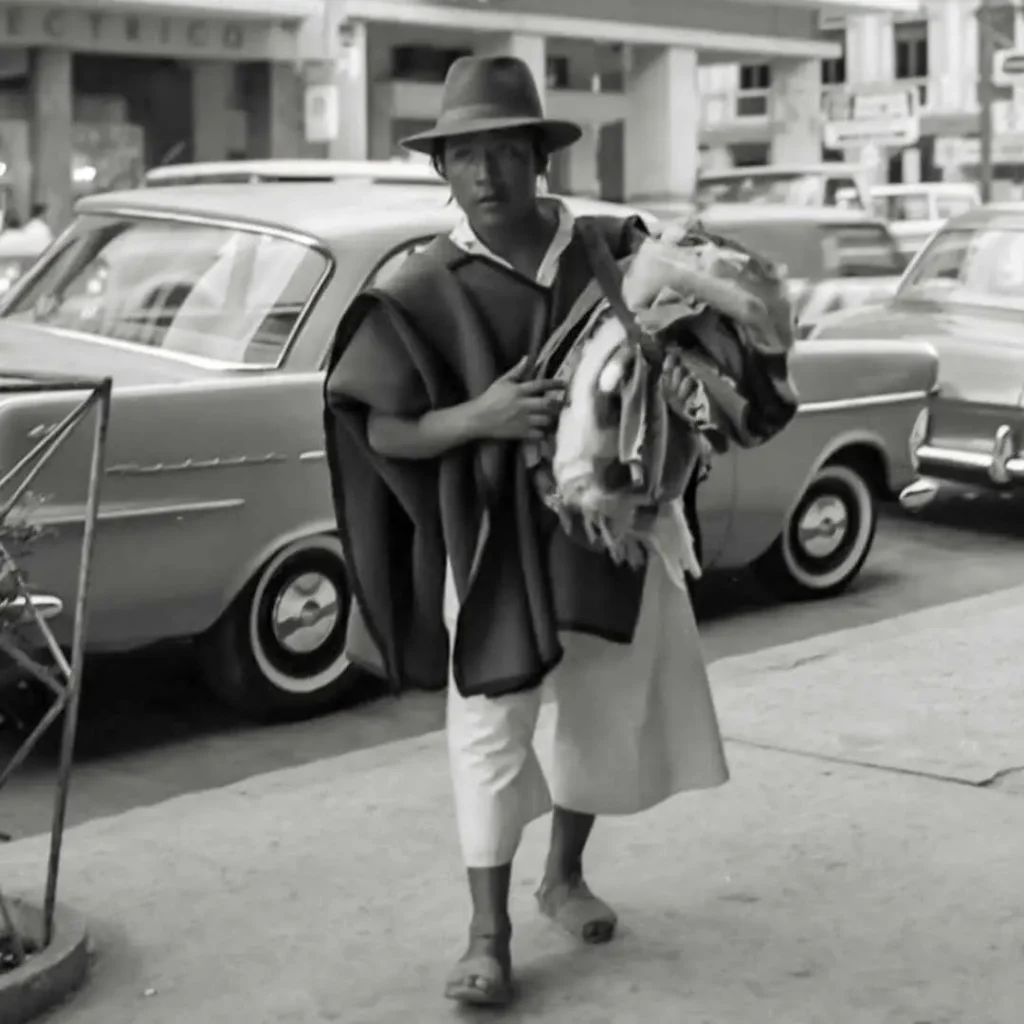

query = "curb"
[[0, 899, 89, 1024]]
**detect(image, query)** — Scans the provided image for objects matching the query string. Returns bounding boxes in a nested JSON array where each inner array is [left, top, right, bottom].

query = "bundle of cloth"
[[524, 218, 799, 590]]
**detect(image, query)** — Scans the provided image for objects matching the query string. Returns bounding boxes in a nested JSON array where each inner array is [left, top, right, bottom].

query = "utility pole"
[[978, 0, 999, 202], [977, 0, 1020, 202]]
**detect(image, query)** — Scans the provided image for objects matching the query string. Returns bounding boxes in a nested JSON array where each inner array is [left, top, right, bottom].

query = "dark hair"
[[429, 129, 551, 180], [30, 203, 46, 220], [5, 210, 21, 229]]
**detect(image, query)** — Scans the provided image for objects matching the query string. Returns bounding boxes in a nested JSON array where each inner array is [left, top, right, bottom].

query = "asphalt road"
[[2, 489, 1023, 841]]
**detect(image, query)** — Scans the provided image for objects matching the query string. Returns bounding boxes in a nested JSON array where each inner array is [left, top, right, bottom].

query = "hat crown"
[[437, 56, 544, 125]]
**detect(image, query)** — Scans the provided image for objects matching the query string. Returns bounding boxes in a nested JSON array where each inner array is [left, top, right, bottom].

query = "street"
[[2, 488, 1023, 840]]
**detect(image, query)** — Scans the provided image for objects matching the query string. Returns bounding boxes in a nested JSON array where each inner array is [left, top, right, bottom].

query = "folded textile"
[[524, 219, 799, 585]]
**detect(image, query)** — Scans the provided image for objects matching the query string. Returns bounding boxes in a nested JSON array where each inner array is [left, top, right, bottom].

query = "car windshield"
[[898, 225, 1024, 310], [695, 172, 864, 209], [706, 220, 904, 281], [1, 215, 330, 365]]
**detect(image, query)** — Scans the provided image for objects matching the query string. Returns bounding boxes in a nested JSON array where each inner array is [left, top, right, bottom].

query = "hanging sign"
[[822, 84, 920, 150]]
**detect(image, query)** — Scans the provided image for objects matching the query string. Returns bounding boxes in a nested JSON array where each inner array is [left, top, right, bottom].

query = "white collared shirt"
[[448, 197, 575, 288]]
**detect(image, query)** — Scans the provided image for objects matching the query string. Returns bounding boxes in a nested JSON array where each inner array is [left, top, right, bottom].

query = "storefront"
[[0, 0, 325, 228]]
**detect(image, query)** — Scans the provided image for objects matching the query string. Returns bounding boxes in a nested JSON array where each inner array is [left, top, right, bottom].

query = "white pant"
[[443, 558, 729, 868]]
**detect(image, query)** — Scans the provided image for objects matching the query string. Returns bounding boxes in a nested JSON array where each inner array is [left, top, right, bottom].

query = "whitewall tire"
[[754, 460, 878, 600], [197, 535, 361, 720]]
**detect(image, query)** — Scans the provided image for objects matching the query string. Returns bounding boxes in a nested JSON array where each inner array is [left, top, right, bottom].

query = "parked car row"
[[811, 203, 1024, 513], [0, 179, 939, 722]]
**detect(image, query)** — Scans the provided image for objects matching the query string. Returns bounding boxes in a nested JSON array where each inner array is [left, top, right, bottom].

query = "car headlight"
[[909, 407, 930, 470], [0, 259, 26, 296]]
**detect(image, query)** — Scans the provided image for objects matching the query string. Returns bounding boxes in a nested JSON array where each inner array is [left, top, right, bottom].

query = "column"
[[563, 123, 601, 197], [191, 61, 234, 162], [327, 19, 369, 161], [475, 33, 547, 102], [770, 59, 822, 164], [248, 62, 308, 158], [623, 44, 699, 203], [30, 48, 72, 232]]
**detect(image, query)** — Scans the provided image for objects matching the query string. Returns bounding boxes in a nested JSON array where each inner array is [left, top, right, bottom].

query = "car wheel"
[[754, 460, 877, 601], [196, 535, 360, 721]]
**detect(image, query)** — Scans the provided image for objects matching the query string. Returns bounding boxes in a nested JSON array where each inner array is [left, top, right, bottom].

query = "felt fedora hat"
[[400, 55, 582, 155]]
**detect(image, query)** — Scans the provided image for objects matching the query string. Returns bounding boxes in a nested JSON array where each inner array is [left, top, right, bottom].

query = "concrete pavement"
[[2, 586, 1023, 1024]]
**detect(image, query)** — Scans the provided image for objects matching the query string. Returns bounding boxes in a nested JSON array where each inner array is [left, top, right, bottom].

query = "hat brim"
[[400, 116, 582, 156]]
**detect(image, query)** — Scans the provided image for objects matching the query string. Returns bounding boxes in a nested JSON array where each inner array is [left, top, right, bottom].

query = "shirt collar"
[[449, 197, 576, 288]]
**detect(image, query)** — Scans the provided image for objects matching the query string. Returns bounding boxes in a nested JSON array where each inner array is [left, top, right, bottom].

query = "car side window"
[[369, 237, 435, 289]]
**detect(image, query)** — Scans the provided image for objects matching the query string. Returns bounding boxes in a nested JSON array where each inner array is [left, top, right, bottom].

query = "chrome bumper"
[[913, 424, 1024, 488], [2, 593, 64, 622]]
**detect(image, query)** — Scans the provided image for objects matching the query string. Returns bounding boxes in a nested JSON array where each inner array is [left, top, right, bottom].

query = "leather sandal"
[[536, 878, 618, 944], [444, 953, 514, 1006]]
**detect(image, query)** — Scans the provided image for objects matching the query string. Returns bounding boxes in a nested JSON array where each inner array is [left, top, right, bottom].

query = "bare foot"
[[536, 876, 618, 944]]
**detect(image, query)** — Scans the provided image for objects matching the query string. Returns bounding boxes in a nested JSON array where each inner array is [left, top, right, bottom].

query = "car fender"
[[215, 515, 341, 621]]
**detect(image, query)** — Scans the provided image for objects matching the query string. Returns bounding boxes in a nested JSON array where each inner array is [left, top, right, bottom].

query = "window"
[[4, 216, 329, 366], [820, 29, 847, 85], [546, 55, 569, 89], [822, 224, 905, 277], [894, 20, 929, 79], [874, 194, 933, 222], [368, 238, 435, 289], [899, 226, 1024, 310], [391, 46, 471, 83], [739, 64, 771, 91]]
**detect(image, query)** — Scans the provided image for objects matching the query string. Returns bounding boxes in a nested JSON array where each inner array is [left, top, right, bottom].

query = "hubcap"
[[271, 572, 340, 655], [797, 495, 849, 559]]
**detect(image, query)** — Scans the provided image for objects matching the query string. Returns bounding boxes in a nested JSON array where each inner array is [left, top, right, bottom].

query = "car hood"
[[808, 301, 938, 341], [0, 320, 226, 388]]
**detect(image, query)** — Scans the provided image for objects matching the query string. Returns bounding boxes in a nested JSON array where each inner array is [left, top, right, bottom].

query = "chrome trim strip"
[[0, 207, 337, 372], [298, 450, 326, 462], [915, 444, 1024, 480], [798, 390, 929, 415], [3, 594, 64, 621], [106, 453, 287, 476], [36, 498, 245, 528]]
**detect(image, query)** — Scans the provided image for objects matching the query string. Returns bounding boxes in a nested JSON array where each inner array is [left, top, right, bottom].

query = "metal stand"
[[0, 371, 111, 954]]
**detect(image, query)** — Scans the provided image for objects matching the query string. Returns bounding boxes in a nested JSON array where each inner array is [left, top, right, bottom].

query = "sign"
[[934, 135, 1024, 169], [821, 85, 920, 150], [304, 84, 339, 145], [0, 5, 289, 60], [993, 49, 1024, 88]]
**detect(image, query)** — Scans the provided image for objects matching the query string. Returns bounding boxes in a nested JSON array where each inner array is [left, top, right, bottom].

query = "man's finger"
[[500, 356, 531, 381], [518, 378, 567, 395]]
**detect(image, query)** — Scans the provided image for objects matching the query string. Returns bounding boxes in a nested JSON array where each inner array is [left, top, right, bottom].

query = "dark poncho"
[[323, 215, 650, 699]]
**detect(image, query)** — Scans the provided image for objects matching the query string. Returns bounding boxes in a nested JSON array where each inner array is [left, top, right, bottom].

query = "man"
[[324, 56, 728, 1006], [21, 204, 53, 250]]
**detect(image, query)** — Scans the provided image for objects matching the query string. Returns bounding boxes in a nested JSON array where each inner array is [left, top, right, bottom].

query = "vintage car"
[[810, 203, 1024, 512], [143, 157, 445, 190], [0, 184, 938, 721], [692, 162, 872, 211], [682, 205, 907, 339], [870, 182, 980, 260]]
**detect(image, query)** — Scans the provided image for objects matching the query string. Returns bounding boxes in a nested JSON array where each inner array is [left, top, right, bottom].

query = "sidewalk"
[[3, 587, 1023, 1024]]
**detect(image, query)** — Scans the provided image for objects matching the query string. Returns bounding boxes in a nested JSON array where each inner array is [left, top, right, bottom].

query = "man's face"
[[442, 129, 540, 230]]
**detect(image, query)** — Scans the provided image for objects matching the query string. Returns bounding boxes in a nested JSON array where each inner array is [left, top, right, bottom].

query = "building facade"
[[699, 0, 1024, 192], [0, 0, 917, 228]]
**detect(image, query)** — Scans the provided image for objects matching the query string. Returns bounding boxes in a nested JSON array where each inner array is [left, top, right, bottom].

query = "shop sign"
[[0, 5, 276, 60], [821, 85, 920, 150], [304, 84, 339, 144]]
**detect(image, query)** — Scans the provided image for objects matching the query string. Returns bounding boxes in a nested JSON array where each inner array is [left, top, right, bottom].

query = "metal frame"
[[0, 370, 111, 952]]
